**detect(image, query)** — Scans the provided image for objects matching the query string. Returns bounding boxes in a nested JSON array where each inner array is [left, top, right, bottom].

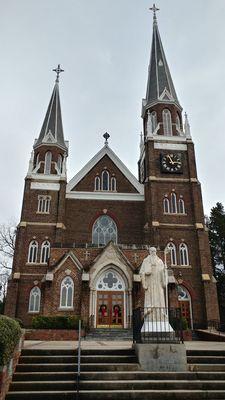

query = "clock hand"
[[167, 155, 174, 164]]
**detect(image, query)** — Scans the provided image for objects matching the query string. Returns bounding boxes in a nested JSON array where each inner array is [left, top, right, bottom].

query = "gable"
[[67, 146, 144, 199], [72, 155, 138, 193]]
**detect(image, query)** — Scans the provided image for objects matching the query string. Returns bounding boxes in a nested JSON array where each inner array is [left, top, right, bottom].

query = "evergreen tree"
[[208, 202, 225, 325]]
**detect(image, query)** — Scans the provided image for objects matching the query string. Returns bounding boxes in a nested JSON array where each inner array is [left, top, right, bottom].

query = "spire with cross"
[[149, 3, 159, 24], [53, 64, 64, 83]]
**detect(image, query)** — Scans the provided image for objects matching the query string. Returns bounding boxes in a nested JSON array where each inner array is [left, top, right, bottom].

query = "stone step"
[[12, 370, 225, 381], [187, 350, 225, 357], [187, 356, 225, 364], [189, 364, 225, 372], [9, 379, 225, 391], [16, 363, 140, 372], [19, 355, 137, 364], [21, 348, 133, 356], [6, 389, 225, 399]]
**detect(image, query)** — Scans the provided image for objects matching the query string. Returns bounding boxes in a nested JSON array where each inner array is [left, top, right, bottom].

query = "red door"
[[97, 291, 124, 328]]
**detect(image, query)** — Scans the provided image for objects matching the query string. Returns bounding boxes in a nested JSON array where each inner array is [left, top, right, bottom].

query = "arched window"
[[151, 111, 157, 133], [92, 215, 117, 246], [40, 241, 50, 264], [179, 243, 189, 266], [163, 197, 170, 213], [95, 176, 100, 191], [57, 154, 63, 173], [44, 151, 52, 174], [102, 171, 109, 191], [60, 277, 74, 308], [111, 177, 117, 191], [28, 241, 38, 263], [167, 242, 177, 266], [171, 193, 177, 213], [176, 113, 181, 132], [178, 197, 185, 214], [29, 286, 41, 312], [37, 195, 51, 213], [162, 109, 172, 136]]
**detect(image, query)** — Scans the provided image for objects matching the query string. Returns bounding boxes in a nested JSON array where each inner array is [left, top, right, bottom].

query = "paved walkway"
[[23, 340, 225, 351]]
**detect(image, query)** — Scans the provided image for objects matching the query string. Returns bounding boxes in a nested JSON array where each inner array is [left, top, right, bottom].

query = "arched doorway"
[[178, 285, 193, 329], [95, 269, 127, 328]]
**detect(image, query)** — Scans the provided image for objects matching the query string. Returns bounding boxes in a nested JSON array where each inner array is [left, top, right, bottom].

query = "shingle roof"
[[143, 15, 181, 110], [34, 82, 67, 150]]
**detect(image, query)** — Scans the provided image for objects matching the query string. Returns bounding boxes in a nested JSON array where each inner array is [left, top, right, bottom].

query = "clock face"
[[161, 153, 183, 173]]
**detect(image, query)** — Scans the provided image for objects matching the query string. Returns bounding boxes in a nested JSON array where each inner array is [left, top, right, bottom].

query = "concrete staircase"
[[85, 328, 133, 341], [6, 347, 225, 399]]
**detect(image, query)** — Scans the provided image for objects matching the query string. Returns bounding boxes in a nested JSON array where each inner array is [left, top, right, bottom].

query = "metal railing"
[[133, 307, 183, 344], [76, 320, 82, 400], [207, 319, 225, 333]]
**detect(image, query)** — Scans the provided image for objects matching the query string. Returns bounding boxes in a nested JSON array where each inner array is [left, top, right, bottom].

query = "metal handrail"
[[76, 320, 82, 400]]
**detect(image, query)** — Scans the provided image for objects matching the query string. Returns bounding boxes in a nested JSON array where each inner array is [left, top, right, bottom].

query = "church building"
[[5, 8, 219, 330]]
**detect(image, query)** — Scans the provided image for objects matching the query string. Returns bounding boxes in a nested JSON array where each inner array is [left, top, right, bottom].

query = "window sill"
[[58, 307, 74, 311], [170, 265, 191, 268], [28, 311, 40, 314], [164, 213, 187, 216], [36, 212, 50, 215], [26, 262, 47, 266]]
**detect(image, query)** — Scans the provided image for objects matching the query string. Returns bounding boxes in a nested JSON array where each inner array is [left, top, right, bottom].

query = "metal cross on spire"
[[149, 3, 159, 24], [53, 64, 64, 83], [103, 132, 110, 146]]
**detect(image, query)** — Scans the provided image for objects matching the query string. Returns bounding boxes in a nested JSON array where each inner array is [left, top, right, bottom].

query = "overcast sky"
[[0, 0, 225, 224]]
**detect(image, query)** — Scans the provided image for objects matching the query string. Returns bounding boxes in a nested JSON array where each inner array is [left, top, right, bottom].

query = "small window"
[[28, 241, 38, 263], [37, 195, 51, 213], [151, 111, 157, 133], [57, 154, 63, 173], [167, 242, 177, 266], [171, 193, 177, 213], [102, 170, 109, 191], [40, 241, 50, 264], [163, 197, 170, 213], [111, 177, 117, 191], [176, 113, 181, 132], [179, 243, 189, 266], [44, 151, 52, 174], [60, 277, 74, 308], [162, 109, 172, 136], [29, 287, 41, 312], [178, 198, 185, 214], [95, 176, 100, 191], [34, 153, 39, 169]]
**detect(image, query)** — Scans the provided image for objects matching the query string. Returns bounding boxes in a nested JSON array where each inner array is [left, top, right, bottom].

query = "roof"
[[34, 82, 67, 151], [143, 14, 181, 112]]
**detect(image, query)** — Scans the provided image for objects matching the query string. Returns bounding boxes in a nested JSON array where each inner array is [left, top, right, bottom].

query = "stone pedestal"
[[134, 343, 187, 372]]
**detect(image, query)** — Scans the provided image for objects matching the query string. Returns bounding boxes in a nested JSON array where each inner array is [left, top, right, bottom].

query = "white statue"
[[139, 247, 172, 333]]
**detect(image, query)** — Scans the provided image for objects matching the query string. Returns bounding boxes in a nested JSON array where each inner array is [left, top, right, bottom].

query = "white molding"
[[150, 135, 189, 143], [66, 145, 144, 195], [154, 143, 187, 151], [31, 182, 60, 191], [66, 191, 144, 201]]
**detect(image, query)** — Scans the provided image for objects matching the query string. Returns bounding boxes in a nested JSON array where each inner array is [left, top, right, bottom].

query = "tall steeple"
[[34, 65, 67, 151], [142, 5, 181, 116]]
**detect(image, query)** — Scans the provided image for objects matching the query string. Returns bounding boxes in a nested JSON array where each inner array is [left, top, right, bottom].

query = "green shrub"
[[170, 316, 189, 331], [0, 315, 22, 366], [32, 315, 81, 330]]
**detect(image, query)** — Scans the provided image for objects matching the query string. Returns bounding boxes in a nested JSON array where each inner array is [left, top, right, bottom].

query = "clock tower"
[[139, 5, 219, 325]]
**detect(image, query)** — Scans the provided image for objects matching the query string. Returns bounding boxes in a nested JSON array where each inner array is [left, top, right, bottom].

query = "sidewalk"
[[23, 340, 225, 351]]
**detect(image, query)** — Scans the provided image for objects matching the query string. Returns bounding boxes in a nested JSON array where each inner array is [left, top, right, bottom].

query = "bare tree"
[[0, 223, 16, 307]]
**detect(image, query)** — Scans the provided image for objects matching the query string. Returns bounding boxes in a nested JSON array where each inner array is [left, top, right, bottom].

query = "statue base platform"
[[134, 343, 187, 371]]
